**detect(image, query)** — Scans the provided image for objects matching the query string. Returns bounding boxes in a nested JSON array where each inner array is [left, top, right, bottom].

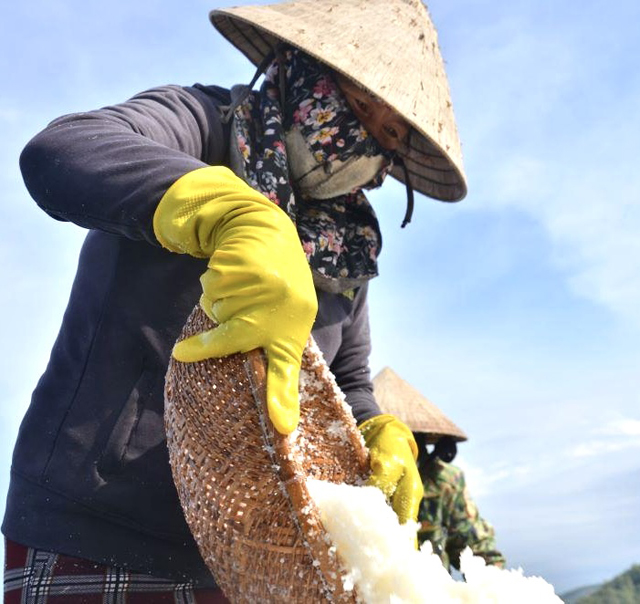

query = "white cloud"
[[456, 457, 533, 498], [450, 3, 640, 329], [569, 439, 640, 458], [568, 417, 640, 458], [604, 418, 640, 437]]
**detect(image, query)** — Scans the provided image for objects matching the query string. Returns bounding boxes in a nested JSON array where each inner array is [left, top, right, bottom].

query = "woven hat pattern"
[[373, 366, 467, 443], [165, 306, 370, 602], [210, 0, 467, 202]]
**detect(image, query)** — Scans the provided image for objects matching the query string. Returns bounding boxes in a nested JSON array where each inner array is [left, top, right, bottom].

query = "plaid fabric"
[[4, 540, 229, 603]]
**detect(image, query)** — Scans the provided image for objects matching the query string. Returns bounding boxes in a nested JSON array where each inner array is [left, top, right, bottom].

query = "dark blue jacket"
[[2, 84, 380, 585]]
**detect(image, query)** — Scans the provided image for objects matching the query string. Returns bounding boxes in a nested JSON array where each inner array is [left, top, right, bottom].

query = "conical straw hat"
[[373, 366, 467, 443], [210, 0, 467, 203]]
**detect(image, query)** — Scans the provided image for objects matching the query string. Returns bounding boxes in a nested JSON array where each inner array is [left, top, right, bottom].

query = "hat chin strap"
[[394, 156, 415, 228], [220, 51, 277, 124]]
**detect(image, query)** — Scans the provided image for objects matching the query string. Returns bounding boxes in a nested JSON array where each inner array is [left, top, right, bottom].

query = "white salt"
[[306, 479, 562, 604], [326, 420, 349, 443]]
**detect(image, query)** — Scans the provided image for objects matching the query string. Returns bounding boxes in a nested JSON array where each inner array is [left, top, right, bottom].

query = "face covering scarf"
[[230, 47, 394, 294]]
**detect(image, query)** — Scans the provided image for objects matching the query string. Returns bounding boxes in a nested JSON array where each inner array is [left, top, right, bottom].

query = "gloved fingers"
[[359, 414, 396, 447], [172, 312, 306, 436], [390, 461, 423, 525], [365, 450, 404, 500], [264, 343, 304, 436], [172, 318, 261, 363], [201, 257, 316, 328], [365, 474, 395, 500]]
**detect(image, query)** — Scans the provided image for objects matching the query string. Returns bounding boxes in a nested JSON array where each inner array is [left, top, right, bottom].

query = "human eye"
[[355, 97, 370, 115], [384, 125, 399, 139]]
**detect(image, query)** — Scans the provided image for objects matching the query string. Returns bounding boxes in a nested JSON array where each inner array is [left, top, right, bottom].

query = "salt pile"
[[307, 479, 562, 604]]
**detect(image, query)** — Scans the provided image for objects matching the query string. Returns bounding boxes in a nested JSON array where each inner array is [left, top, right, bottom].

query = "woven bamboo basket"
[[164, 306, 371, 602]]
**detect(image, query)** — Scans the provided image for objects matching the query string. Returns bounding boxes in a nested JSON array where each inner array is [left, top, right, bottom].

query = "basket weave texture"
[[165, 306, 370, 602]]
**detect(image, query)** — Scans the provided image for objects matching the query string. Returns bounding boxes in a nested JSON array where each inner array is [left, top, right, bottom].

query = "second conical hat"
[[373, 366, 467, 443], [210, 0, 467, 203]]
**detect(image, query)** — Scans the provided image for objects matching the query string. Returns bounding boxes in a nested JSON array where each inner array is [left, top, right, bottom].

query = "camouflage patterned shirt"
[[417, 459, 506, 572]]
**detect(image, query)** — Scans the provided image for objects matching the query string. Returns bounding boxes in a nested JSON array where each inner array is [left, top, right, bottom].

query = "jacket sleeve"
[[19, 84, 231, 245], [329, 285, 381, 424]]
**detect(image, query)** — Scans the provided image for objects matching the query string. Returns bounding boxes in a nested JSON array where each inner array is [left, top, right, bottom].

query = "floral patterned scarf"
[[231, 48, 394, 294]]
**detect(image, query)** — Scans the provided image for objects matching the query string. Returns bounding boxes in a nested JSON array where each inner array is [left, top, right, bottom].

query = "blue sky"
[[1, 0, 639, 595]]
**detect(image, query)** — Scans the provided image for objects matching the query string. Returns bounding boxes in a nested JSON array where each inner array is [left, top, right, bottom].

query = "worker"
[[373, 367, 506, 572], [4, 1, 467, 600]]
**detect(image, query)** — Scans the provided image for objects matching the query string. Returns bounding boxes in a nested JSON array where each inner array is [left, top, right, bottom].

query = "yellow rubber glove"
[[359, 414, 423, 525], [153, 166, 317, 435]]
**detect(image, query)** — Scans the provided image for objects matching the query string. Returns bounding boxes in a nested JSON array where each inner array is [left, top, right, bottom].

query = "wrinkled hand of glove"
[[359, 414, 423, 525], [153, 166, 317, 435]]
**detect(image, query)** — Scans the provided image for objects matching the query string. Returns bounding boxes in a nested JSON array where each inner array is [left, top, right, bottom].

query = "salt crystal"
[[325, 420, 348, 442]]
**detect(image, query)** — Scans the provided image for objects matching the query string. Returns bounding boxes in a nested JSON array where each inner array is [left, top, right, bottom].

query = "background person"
[[373, 366, 506, 573]]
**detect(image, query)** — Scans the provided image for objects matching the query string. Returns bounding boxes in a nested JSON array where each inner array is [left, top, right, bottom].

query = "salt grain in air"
[[306, 479, 563, 604]]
